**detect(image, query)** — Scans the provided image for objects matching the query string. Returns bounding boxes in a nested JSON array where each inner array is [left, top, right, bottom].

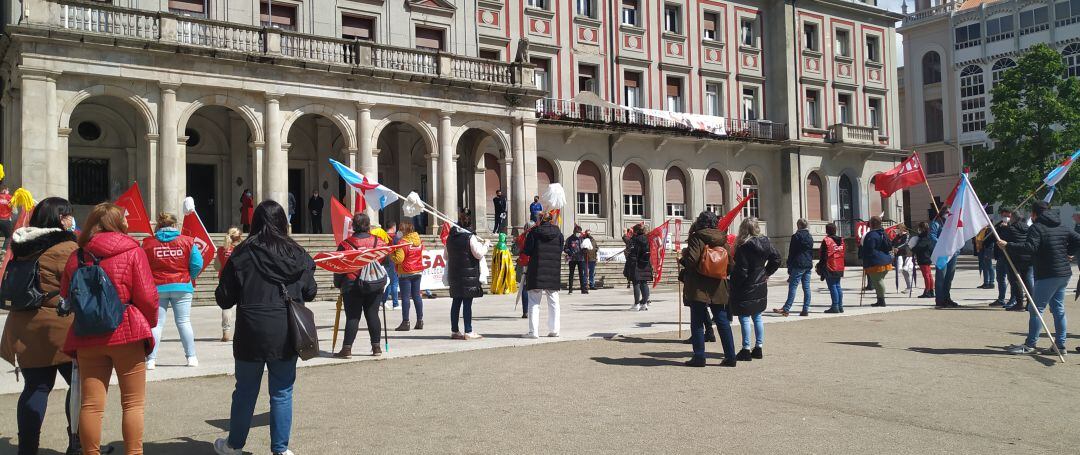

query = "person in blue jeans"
[[141, 212, 203, 370], [930, 207, 960, 308], [1000, 201, 1080, 355], [729, 217, 780, 361], [679, 211, 737, 367], [777, 219, 813, 316], [214, 200, 317, 455], [976, 227, 995, 288], [819, 223, 846, 313], [988, 208, 1011, 306]]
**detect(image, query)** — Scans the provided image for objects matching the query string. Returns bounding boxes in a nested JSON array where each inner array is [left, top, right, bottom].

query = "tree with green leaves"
[[972, 43, 1080, 206]]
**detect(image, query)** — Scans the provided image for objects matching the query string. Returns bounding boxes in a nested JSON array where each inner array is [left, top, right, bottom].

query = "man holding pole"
[[930, 207, 959, 308], [999, 201, 1080, 355]]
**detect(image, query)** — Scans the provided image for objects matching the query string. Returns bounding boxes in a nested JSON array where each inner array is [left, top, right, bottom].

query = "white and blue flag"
[[930, 174, 990, 269]]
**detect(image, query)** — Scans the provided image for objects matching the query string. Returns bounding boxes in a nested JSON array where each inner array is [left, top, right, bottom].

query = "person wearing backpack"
[[390, 221, 426, 331], [626, 224, 653, 311], [1, 197, 81, 454], [446, 225, 489, 340], [729, 217, 780, 361], [818, 223, 846, 313], [59, 202, 158, 455], [332, 213, 388, 358], [679, 211, 736, 368], [564, 225, 588, 294], [141, 212, 202, 370], [213, 200, 316, 455]]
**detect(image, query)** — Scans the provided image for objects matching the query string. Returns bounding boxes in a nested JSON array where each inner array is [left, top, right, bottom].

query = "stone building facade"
[[0, 0, 904, 252]]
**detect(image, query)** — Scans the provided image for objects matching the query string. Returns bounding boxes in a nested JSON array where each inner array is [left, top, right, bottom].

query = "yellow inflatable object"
[[490, 249, 518, 295], [0, 163, 5, 182], [11, 187, 34, 211]]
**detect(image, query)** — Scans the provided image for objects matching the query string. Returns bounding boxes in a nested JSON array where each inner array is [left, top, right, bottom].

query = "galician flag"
[[1043, 149, 1080, 187], [930, 174, 990, 269], [329, 158, 400, 211]]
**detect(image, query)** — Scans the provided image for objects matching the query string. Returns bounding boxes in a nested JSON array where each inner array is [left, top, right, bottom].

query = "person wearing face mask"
[[988, 208, 1012, 307]]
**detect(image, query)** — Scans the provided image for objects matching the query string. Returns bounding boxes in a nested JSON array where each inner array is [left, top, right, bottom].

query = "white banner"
[[598, 247, 626, 263], [418, 248, 490, 291]]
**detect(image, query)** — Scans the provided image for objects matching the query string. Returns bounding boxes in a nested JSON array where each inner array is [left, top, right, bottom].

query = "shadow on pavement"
[[0, 437, 65, 454], [605, 336, 684, 344], [828, 341, 883, 348], [142, 437, 214, 454], [590, 356, 685, 367], [206, 412, 269, 432]]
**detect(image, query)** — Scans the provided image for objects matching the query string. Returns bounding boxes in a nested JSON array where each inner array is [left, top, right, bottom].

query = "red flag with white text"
[[874, 153, 927, 198], [181, 198, 216, 275], [115, 183, 152, 234], [331, 196, 352, 245]]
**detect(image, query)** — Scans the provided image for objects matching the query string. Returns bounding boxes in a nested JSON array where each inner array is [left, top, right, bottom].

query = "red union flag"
[[181, 197, 216, 275], [874, 153, 927, 198], [115, 183, 152, 234], [647, 220, 671, 288], [330, 196, 352, 245], [313, 244, 406, 274]]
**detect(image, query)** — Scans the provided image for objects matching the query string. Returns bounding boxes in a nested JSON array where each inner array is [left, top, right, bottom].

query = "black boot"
[[736, 349, 753, 361], [720, 358, 737, 367], [684, 356, 706, 367], [704, 326, 716, 343], [751, 346, 763, 359], [871, 298, 886, 307]]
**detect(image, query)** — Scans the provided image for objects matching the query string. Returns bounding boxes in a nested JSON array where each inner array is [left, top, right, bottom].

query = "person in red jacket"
[[141, 212, 203, 370], [60, 203, 158, 455], [0, 185, 13, 250], [240, 189, 254, 233]]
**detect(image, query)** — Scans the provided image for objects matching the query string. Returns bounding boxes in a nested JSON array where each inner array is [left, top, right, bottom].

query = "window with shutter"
[[576, 161, 602, 216], [705, 169, 725, 214], [703, 12, 718, 40], [415, 27, 445, 51], [665, 167, 687, 218], [537, 158, 556, 196], [260, 2, 296, 30], [169, 0, 205, 15], [807, 173, 824, 220], [342, 15, 373, 40]]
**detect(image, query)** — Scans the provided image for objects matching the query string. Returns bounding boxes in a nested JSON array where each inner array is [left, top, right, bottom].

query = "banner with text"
[[419, 249, 490, 291]]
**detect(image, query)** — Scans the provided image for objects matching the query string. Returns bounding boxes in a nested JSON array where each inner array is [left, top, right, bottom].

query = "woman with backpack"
[[142, 212, 203, 370], [446, 225, 490, 340], [910, 221, 936, 299], [332, 213, 387, 358], [1, 197, 81, 454], [626, 224, 653, 311], [679, 211, 737, 368], [729, 217, 780, 361], [217, 227, 243, 342], [819, 223, 846, 313], [391, 221, 426, 331], [213, 201, 316, 455], [59, 202, 159, 454]]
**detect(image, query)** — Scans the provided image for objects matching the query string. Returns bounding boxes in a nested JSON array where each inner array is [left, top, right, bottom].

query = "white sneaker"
[[214, 438, 241, 455], [146, 360, 156, 370], [522, 333, 540, 339], [186, 357, 199, 367], [464, 332, 484, 340], [631, 304, 640, 311], [546, 332, 560, 338], [273, 450, 295, 455]]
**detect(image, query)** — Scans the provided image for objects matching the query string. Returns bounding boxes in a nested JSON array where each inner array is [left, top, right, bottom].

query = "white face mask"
[[1002, 217, 1010, 223]]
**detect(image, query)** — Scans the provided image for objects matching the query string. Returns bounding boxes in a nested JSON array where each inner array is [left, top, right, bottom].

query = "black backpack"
[[68, 249, 126, 336], [0, 256, 56, 311]]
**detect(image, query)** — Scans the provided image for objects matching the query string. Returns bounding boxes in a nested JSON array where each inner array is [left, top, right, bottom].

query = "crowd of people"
[[4, 191, 1080, 454]]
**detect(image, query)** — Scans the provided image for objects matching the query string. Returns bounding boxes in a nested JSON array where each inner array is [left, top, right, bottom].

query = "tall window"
[[169, 0, 205, 17], [622, 0, 639, 26], [807, 173, 825, 221], [868, 98, 883, 130], [665, 167, 687, 218], [705, 169, 725, 214], [1056, 0, 1080, 26], [954, 23, 981, 49], [803, 22, 819, 51], [576, 161, 602, 216], [838, 93, 852, 124], [865, 35, 880, 62], [925, 151, 945, 175], [805, 89, 821, 128], [986, 15, 1014, 42], [1065, 44, 1080, 78], [622, 164, 647, 217], [742, 87, 759, 120], [260, 2, 297, 30], [960, 65, 986, 132], [666, 77, 684, 112], [342, 15, 373, 41], [924, 99, 944, 143], [703, 12, 719, 41], [706, 83, 723, 117], [1020, 6, 1050, 34], [532, 57, 551, 95], [415, 27, 445, 51], [664, 4, 682, 34], [578, 64, 598, 94], [527, 0, 548, 9], [922, 51, 942, 85], [576, 0, 594, 18], [624, 71, 642, 107], [835, 29, 850, 57], [838, 175, 853, 235], [962, 144, 985, 168], [740, 18, 757, 47], [992, 58, 1016, 86], [742, 173, 760, 219]]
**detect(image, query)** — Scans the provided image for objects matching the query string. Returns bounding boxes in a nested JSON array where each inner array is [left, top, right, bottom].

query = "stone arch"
[[805, 169, 827, 221], [59, 84, 157, 135], [371, 112, 437, 152], [703, 166, 727, 214], [177, 94, 263, 143], [571, 157, 607, 217], [451, 119, 511, 161], [280, 104, 357, 151], [663, 163, 691, 219], [620, 158, 651, 219]]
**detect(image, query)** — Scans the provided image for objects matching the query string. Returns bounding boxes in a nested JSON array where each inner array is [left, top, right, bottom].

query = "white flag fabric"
[[930, 174, 990, 269]]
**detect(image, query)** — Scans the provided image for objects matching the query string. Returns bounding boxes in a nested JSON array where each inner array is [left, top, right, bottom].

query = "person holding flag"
[[929, 206, 960, 308], [332, 213, 389, 358], [142, 212, 203, 370], [998, 201, 1080, 355], [626, 224, 653, 311], [1002, 213, 1033, 312]]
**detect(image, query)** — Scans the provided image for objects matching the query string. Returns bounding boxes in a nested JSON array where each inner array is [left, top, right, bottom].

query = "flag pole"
[[920, 164, 941, 215], [331, 294, 343, 352], [1014, 182, 1047, 211]]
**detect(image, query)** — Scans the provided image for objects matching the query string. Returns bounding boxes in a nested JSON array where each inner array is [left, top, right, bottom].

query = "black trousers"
[[568, 261, 586, 292], [0, 218, 12, 250], [1008, 261, 1034, 307], [342, 290, 382, 346], [310, 214, 323, 234], [493, 212, 506, 233], [18, 363, 76, 454]]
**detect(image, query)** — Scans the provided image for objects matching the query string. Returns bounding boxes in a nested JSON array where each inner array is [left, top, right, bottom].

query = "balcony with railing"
[[901, 2, 957, 26], [828, 123, 879, 146], [535, 98, 789, 142], [43, 0, 533, 89]]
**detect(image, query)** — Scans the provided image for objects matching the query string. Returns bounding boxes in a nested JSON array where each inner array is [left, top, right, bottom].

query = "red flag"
[[313, 244, 407, 273], [330, 197, 352, 245], [874, 153, 927, 198], [717, 191, 754, 231], [0, 209, 31, 280], [115, 183, 152, 234], [885, 224, 900, 241], [181, 200, 216, 275], [354, 192, 365, 212], [855, 221, 869, 244], [647, 220, 671, 288], [943, 177, 962, 208], [439, 221, 452, 245]]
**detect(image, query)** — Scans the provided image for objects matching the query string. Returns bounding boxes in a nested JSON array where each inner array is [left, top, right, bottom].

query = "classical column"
[[265, 93, 287, 208], [346, 148, 358, 212], [425, 152, 439, 233], [229, 114, 249, 226], [370, 148, 382, 224], [250, 141, 265, 202], [18, 69, 59, 198], [145, 134, 159, 216], [510, 118, 527, 227], [501, 156, 513, 230], [356, 102, 375, 218], [437, 110, 458, 222], [158, 82, 181, 216]]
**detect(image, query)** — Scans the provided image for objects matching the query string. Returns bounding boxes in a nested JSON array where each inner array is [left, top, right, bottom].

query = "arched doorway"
[[182, 106, 255, 232], [704, 169, 725, 215], [807, 172, 825, 221], [284, 114, 347, 234], [377, 121, 433, 232], [839, 174, 855, 236], [66, 96, 148, 223], [455, 128, 506, 232]]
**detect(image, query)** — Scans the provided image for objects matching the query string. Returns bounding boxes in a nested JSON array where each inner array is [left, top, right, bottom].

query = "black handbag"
[[280, 283, 319, 361]]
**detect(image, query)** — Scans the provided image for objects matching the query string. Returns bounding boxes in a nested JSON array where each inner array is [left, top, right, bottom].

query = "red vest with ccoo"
[[824, 237, 846, 272], [141, 235, 196, 286]]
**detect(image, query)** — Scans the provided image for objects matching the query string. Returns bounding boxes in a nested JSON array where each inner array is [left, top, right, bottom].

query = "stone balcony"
[[901, 2, 957, 27], [828, 123, 880, 146], [19, 0, 535, 91]]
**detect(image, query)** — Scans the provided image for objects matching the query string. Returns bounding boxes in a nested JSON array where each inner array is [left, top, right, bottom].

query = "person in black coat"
[[214, 200, 316, 455], [522, 213, 564, 338], [308, 190, 324, 234], [987, 208, 1012, 306], [1001, 201, 1080, 354], [626, 224, 654, 311], [331, 212, 388, 358], [859, 216, 894, 307], [1001, 214, 1033, 311], [564, 225, 588, 294], [492, 189, 507, 234], [446, 226, 489, 340], [777, 218, 813, 316], [729, 217, 780, 361], [910, 221, 936, 299]]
